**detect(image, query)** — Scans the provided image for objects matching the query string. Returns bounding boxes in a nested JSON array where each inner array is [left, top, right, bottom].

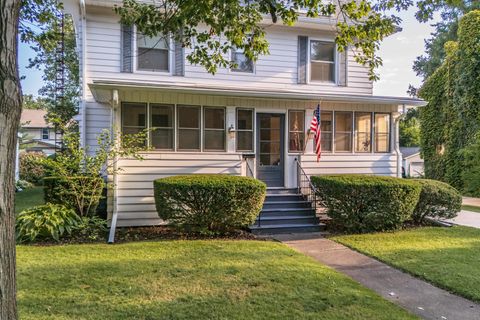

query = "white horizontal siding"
[[84, 10, 374, 97], [300, 154, 397, 177], [114, 153, 242, 226]]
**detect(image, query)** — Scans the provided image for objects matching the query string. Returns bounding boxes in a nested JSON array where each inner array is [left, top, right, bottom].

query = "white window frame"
[[41, 128, 49, 140], [230, 47, 255, 74], [308, 38, 337, 84], [134, 26, 173, 74]]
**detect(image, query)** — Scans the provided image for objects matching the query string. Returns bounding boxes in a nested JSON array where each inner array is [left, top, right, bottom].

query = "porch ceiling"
[[88, 80, 427, 107]]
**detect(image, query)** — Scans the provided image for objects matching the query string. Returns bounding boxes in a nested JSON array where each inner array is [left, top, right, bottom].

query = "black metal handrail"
[[295, 158, 317, 212]]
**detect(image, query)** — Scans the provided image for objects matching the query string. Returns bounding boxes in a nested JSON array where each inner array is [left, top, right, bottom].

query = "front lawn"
[[15, 186, 44, 214], [333, 226, 480, 302], [17, 241, 416, 319]]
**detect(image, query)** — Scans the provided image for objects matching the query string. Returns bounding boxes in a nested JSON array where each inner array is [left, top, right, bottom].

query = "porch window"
[[203, 107, 226, 151], [177, 105, 200, 151], [355, 112, 372, 153], [136, 32, 169, 72], [121, 102, 147, 146], [236, 108, 254, 152], [151, 104, 174, 150], [320, 111, 333, 152], [231, 48, 253, 73], [334, 112, 352, 152], [288, 110, 305, 152], [375, 113, 390, 152], [310, 40, 335, 82]]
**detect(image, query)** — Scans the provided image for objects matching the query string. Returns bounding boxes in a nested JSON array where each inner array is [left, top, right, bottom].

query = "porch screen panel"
[[151, 104, 174, 150], [121, 102, 147, 146], [204, 107, 226, 151], [334, 112, 353, 152], [355, 112, 372, 152], [288, 110, 305, 152], [236, 109, 253, 152], [375, 113, 390, 153], [320, 111, 333, 152], [177, 105, 200, 151]]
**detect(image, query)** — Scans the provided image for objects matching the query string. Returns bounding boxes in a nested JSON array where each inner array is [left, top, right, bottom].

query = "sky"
[[18, 6, 439, 98]]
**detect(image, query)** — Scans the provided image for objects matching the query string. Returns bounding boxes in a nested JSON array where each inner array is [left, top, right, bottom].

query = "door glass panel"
[[260, 154, 281, 166]]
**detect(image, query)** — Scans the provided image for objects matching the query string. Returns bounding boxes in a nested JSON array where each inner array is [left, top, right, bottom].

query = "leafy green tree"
[[0, 0, 469, 317], [400, 108, 421, 147], [22, 94, 46, 110]]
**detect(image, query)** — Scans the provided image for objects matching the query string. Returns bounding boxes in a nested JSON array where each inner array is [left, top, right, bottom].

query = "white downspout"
[[80, 0, 87, 148], [108, 90, 119, 243], [394, 104, 406, 178]]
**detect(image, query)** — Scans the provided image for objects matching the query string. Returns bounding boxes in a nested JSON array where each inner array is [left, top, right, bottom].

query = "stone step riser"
[[265, 195, 305, 202], [255, 217, 319, 226], [263, 202, 311, 210]]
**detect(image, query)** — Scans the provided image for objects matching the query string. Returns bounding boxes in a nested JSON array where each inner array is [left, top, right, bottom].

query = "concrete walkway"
[[444, 210, 480, 228], [274, 233, 480, 320], [463, 197, 480, 207]]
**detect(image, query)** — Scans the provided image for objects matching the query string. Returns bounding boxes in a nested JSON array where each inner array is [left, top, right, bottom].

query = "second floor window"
[[310, 40, 335, 83], [231, 48, 253, 73], [42, 128, 49, 140], [137, 32, 169, 72]]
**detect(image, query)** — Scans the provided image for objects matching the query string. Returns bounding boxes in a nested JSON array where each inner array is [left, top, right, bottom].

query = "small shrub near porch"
[[312, 175, 421, 233], [153, 175, 266, 233]]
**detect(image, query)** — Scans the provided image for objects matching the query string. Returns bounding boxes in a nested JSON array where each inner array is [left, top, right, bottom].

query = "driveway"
[[444, 210, 480, 228]]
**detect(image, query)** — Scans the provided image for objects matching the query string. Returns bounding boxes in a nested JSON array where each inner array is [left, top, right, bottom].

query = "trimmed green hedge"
[[153, 175, 266, 233], [412, 179, 461, 223], [312, 175, 421, 233]]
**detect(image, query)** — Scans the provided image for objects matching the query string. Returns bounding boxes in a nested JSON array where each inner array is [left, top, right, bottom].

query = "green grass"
[[15, 186, 44, 214], [333, 226, 480, 302], [462, 205, 480, 213], [17, 241, 416, 320]]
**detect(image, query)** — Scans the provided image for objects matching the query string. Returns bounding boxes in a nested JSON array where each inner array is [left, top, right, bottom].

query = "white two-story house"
[[64, 0, 425, 231]]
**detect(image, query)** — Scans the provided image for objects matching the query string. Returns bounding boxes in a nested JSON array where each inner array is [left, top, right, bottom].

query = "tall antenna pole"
[[54, 9, 65, 151]]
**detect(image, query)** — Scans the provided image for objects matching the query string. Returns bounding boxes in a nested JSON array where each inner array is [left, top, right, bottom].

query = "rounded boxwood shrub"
[[411, 179, 461, 223], [19, 151, 46, 185], [311, 175, 421, 233], [153, 175, 266, 233]]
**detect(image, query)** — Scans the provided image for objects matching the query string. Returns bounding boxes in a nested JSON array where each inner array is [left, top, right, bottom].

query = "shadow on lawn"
[[17, 241, 414, 320]]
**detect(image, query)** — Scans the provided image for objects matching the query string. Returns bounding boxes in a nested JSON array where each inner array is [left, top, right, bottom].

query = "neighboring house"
[[20, 109, 60, 156], [401, 147, 424, 177], [64, 1, 426, 230]]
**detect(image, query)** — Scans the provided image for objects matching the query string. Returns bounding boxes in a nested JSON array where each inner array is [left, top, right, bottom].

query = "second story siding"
[[84, 6, 373, 97]]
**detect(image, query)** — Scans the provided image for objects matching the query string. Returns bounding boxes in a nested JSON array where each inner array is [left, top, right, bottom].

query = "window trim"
[[176, 105, 201, 152], [373, 112, 391, 153], [236, 108, 255, 152], [134, 26, 173, 74], [230, 47, 255, 73], [150, 103, 175, 151], [354, 112, 373, 153], [41, 128, 49, 140], [319, 111, 333, 153], [308, 38, 337, 84], [333, 111, 353, 153], [203, 106, 226, 152], [288, 110, 305, 153]]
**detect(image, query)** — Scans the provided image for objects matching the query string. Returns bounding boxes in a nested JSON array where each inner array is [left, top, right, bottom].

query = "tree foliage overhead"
[[419, 10, 480, 194], [400, 108, 420, 147], [413, 0, 479, 79], [115, 0, 459, 81]]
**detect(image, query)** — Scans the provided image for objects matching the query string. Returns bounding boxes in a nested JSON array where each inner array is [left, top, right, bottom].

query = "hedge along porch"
[[88, 83, 424, 228]]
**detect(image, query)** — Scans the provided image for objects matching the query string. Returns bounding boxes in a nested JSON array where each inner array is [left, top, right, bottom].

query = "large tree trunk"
[[0, 0, 22, 318]]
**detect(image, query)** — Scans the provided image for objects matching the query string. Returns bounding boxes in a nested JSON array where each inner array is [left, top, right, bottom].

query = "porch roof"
[[89, 80, 427, 107]]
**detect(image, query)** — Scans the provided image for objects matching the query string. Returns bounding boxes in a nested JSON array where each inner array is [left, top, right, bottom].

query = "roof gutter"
[[80, 0, 87, 148], [89, 81, 427, 107]]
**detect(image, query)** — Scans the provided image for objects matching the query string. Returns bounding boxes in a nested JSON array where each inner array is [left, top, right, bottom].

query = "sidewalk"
[[444, 210, 480, 228], [463, 197, 480, 207], [275, 233, 480, 320]]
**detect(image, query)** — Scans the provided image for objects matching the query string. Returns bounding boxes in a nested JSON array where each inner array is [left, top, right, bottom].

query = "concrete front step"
[[255, 215, 319, 226], [265, 194, 305, 202], [262, 201, 311, 209], [250, 223, 325, 235], [266, 188, 299, 195]]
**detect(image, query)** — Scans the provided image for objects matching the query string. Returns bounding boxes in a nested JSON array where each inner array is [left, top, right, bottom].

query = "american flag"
[[309, 104, 322, 162]]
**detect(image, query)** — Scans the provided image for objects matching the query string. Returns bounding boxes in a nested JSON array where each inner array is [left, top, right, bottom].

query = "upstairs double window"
[[136, 32, 170, 72], [310, 40, 336, 83]]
